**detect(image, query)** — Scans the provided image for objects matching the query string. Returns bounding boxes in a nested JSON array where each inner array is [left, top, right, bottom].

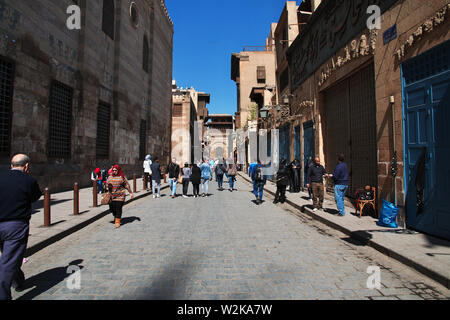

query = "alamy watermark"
[[366, 266, 381, 289], [66, 265, 82, 290], [66, 5, 81, 30]]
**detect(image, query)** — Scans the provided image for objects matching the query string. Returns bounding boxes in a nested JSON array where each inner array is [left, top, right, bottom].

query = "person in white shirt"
[[143, 154, 152, 192]]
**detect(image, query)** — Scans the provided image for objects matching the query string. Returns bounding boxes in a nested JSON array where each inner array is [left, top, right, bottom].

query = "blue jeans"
[[97, 180, 103, 193], [254, 181, 264, 200], [217, 174, 224, 188], [229, 175, 235, 189], [169, 179, 178, 196], [0, 220, 29, 300], [334, 185, 348, 215], [201, 178, 209, 195]]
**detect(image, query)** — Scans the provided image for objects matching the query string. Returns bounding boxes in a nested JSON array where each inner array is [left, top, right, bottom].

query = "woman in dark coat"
[[274, 159, 290, 204], [190, 163, 201, 198]]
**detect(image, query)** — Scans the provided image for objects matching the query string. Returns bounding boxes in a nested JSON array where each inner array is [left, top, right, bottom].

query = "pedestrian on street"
[[306, 157, 327, 212], [166, 158, 180, 199], [274, 159, 290, 204], [150, 157, 161, 198], [289, 159, 301, 193], [106, 165, 134, 228], [328, 154, 349, 216], [190, 163, 201, 198], [227, 161, 237, 192], [248, 160, 258, 196], [215, 161, 226, 191], [200, 159, 213, 197], [0, 154, 42, 300], [91, 167, 103, 194], [251, 159, 266, 205], [143, 154, 152, 192], [182, 163, 191, 198]]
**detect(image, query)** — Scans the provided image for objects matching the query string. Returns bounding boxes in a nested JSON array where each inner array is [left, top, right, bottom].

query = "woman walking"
[[200, 159, 213, 197], [181, 163, 191, 198], [106, 165, 134, 228], [150, 157, 162, 198], [227, 162, 237, 192], [191, 163, 201, 198]]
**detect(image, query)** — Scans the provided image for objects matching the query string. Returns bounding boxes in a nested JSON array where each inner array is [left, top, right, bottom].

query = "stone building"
[[204, 114, 234, 161], [0, 0, 174, 191], [284, 0, 450, 238], [171, 82, 210, 165]]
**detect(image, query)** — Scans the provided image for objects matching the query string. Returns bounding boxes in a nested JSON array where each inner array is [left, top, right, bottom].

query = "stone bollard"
[[44, 188, 51, 227], [93, 180, 98, 207], [143, 174, 146, 190], [74, 183, 79, 215]]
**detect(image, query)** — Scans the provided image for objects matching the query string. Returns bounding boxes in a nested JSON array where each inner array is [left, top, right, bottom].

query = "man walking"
[[251, 160, 266, 205], [0, 154, 42, 300], [328, 154, 349, 216], [200, 159, 213, 197], [215, 161, 226, 191], [306, 157, 327, 212], [166, 158, 180, 199]]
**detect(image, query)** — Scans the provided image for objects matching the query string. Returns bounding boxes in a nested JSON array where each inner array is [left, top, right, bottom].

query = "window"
[[97, 102, 111, 158], [129, 2, 139, 27], [48, 81, 73, 158], [102, 0, 115, 40], [143, 35, 149, 72], [139, 119, 147, 160], [173, 104, 183, 117], [0, 57, 14, 157], [257, 66, 266, 84]]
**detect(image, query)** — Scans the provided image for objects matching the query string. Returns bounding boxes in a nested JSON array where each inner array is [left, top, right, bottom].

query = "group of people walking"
[[251, 154, 349, 217], [165, 157, 238, 198]]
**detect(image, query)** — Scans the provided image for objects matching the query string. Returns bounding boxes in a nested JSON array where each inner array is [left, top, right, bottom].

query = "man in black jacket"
[[306, 157, 327, 211], [0, 154, 42, 300], [166, 158, 180, 198]]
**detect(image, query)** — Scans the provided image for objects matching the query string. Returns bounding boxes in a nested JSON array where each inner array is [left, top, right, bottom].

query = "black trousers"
[[192, 183, 200, 196], [109, 201, 124, 219], [144, 173, 152, 190], [182, 178, 190, 195], [275, 185, 287, 202]]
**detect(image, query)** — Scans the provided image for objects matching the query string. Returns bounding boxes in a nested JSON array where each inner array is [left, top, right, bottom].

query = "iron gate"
[[324, 64, 378, 199]]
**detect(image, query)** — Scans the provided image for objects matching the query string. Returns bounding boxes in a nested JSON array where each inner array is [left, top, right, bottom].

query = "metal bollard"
[[74, 183, 79, 215], [44, 188, 51, 227], [93, 180, 98, 207], [143, 174, 146, 190], [133, 174, 137, 193]]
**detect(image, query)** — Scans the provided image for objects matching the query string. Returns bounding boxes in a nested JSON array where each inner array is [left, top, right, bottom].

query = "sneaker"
[[182, 195, 188, 198], [153, 195, 156, 199], [313, 208, 318, 212], [157, 195, 161, 198]]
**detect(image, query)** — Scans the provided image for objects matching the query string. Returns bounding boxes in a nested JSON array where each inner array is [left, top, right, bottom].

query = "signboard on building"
[[383, 24, 398, 45], [287, 0, 399, 91]]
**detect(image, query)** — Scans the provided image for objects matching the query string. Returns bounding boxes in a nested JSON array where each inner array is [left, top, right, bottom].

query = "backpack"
[[216, 165, 224, 175], [254, 166, 263, 181]]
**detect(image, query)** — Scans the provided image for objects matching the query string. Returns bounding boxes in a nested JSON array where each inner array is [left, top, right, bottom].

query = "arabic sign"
[[287, 0, 399, 91]]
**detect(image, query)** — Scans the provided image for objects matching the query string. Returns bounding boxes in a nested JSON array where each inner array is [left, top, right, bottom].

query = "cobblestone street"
[[12, 178, 450, 300]]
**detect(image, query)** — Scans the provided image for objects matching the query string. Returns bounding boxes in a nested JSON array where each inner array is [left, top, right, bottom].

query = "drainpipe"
[[390, 95, 398, 206]]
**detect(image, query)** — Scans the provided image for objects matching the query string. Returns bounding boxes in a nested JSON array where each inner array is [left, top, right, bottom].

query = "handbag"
[[101, 193, 112, 205]]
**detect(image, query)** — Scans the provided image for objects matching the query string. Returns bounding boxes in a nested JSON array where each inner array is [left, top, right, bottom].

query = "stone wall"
[[0, 0, 173, 192]]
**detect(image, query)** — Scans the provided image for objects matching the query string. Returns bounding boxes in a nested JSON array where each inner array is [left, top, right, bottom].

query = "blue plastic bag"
[[377, 200, 399, 228]]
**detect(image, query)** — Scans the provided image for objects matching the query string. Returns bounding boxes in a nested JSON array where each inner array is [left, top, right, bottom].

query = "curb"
[[25, 184, 169, 258], [238, 173, 450, 289]]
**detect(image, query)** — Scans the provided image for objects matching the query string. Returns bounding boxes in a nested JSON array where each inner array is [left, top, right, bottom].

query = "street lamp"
[[259, 106, 270, 119]]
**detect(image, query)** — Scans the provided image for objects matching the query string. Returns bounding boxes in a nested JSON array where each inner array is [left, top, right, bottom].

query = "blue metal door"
[[303, 121, 315, 187], [403, 40, 450, 240], [294, 125, 301, 161], [279, 124, 290, 163]]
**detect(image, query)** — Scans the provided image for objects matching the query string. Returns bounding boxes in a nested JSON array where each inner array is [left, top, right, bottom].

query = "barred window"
[[0, 57, 14, 157], [257, 66, 266, 84], [143, 35, 149, 73], [102, 0, 115, 40], [97, 102, 111, 159], [48, 81, 73, 158], [173, 104, 183, 117], [139, 119, 147, 160]]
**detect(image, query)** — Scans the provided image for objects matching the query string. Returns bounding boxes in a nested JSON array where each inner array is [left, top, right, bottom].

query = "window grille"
[[139, 119, 147, 160], [143, 35, 149, 72], [173, 104, 183, 117], [102, 0, 115, 40], [257, 66, 266, 84], [0, 57, 14, 156], [48, 81, 73, 158], [97, 102, 111, 158]]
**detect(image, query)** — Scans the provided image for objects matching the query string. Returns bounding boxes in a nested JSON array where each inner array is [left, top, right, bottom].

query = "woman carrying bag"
[[106, 165, 134, 228], [227, 162, 237, 192]]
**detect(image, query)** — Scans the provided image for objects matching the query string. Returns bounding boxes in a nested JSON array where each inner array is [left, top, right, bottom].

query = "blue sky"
[[165, 0, 298, 116]]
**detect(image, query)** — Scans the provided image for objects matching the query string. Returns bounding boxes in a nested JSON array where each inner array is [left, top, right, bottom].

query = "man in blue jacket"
[[0, 154, 42, 300], [250, 160, 266, 205], [328, 154, 349, 216]]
